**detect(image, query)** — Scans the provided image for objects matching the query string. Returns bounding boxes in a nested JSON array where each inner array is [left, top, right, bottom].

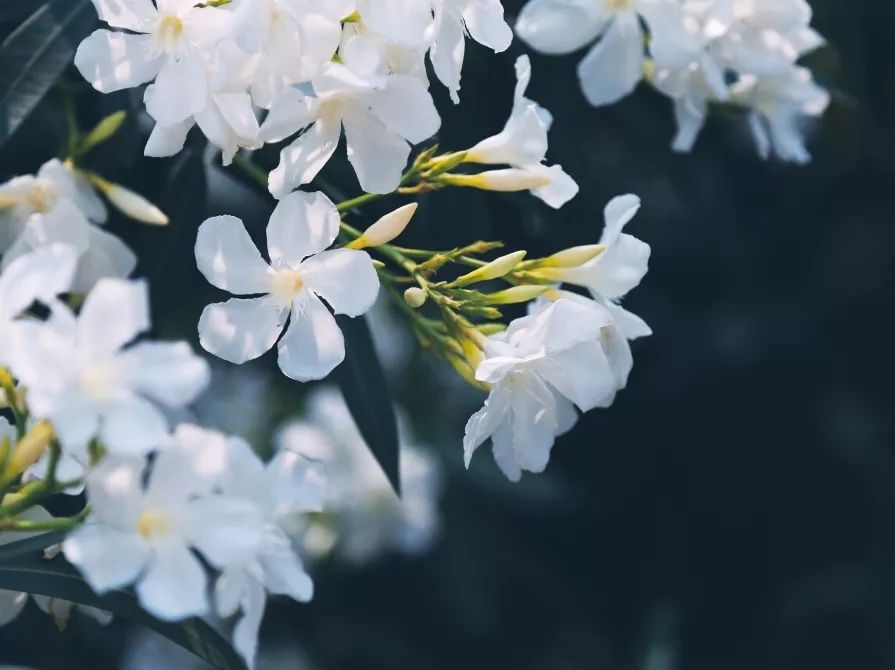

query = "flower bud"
[[347, 203, 417, 249], [532, 244, 605, 269], [440, 169, 551, 192], [485, 285, 550, 305], [452, 251, 526, 287], [404, 286, 427, 308], [89, 173, 169, 225], [5, 420, 53, 481], [78, 111, 127, 155]]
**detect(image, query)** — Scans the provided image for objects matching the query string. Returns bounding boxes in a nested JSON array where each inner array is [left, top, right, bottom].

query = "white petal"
[[535, 340, 617, 411], [143, 51, 207, 126], [268, 116, 341, 199], [300, 249, 379, 317], [463, 383, 511, 467], [528, 163, 579, 209], [50, 392, 101, 451], [266, 191, 340, 264], [260, 541, 313, 602], [0, 244, 76, 318], [515, 0, 607, 54], [198, 296, 288, 364], [71, 226, 137, 293], [99, 396, 170, 456], [600, 194, 642, 247], [607, 301, 652, 339], [370, 75, 440, 145], [136, 543, 208, 621], [232, 579, 266, 670], [589, 233, 651, 300], [77, 278, 149, 356], [490, 421, 522, 482], [186, 497, 264, 569], [576, 13, 644, 106], [91, 0, 158, 31], [119, 341, 210, 407], [258, 87, 318, 143], [63, 525, 150, 593], [462, 0, 513, 52], [429, 10, 465, 103], [0, 590, 27, 626], [75, 30, 161, 94], [145, 119, 194, 157], [195, 215, 270, 294], [276, 294, 344, 381], [342, 109, 409, 195]]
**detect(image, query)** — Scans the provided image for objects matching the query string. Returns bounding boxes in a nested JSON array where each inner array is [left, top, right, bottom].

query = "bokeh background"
[[2, 0, 894, 668]]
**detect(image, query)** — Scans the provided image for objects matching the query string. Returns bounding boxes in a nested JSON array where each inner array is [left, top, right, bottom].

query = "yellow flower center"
[[153, 15, 184, 56], [268, 268, 305, 303], [79, 363, 118, 402], [605, 0, 633, 10], [137, 509, 170, 540], [24, 184, 57, 213]]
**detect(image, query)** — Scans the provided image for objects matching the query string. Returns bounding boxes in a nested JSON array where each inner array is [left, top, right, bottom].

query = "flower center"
[[152, 14, 184, 57], [268, 268, 305, 303], [605, 0, 633, 10], [79, 362, 119, 402], [24, 184, 57, 213], [137, 509, 170, 540]]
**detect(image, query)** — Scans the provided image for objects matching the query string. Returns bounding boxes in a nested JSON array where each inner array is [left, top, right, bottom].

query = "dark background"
[[2, 0, 894, 668]]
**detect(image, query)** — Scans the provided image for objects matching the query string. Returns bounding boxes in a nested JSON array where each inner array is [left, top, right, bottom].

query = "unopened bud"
[[485, 285, 550, 305], [452, 251, 526, 287], [440, 169, 551, 192], [476, 323, 507, 336], [88, 173, 168, 225], [78, 111, 127, 155], [533, 244, 605, 269], [404, 286, 427, 308], [347, 203, 417, 249], [6, 420, 53, 481]]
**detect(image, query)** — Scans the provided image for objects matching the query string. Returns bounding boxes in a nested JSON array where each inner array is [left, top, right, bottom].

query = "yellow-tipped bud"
[[78, 111, 127, 155], [89, 173, 168, 225], [404, 286, 427, 308], [485, 285, 550, 305], [452, 250, 526, 287], [535, 244, 605, 269], [440, 169, 551, 192], [6, 420, 53, 481], [347, 203, 417, 249]]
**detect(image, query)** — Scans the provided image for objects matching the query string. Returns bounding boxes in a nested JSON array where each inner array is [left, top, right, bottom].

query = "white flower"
[[463, 298, 621, 481], [0, 160, 134, 293], [63, 425, 264, 622], [277, 387, 443, 564], [261, 35, 440, 196], [550, 194, 652, 340], [75, 0, 230, 126], [7, 278, 210, 455], [195, 191, 379, 381], [213, 437, 325, 668], [516, 0, 701, 106], [0, 244, 77, 364], [731, 65, 830, 165], [466, 55, 578, 208]]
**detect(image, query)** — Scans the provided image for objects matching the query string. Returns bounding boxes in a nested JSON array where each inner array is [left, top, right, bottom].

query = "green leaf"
[[0, 534, 246, 670], [335, 315, 401, 494], [0, 0, 95, 146]]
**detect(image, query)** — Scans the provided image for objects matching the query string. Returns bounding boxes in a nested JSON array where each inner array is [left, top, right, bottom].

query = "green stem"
[[0, 507, 89, 532]]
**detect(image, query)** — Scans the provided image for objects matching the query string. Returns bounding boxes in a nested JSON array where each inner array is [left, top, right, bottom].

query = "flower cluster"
[[278, 387, 443, 564], [516, 0, 830, 162]]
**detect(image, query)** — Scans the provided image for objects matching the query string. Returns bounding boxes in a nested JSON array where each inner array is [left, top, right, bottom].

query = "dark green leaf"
[[0, 0, 95, 146], [0, 545, 246, 670], [0, 530, 66, 561], [335, 315, 401, 494]]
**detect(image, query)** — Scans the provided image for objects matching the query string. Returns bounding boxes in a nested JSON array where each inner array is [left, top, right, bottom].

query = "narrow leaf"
[[335, 315, 401, 494], [0, 548, 246, 670], [0, 0, 95, 146]]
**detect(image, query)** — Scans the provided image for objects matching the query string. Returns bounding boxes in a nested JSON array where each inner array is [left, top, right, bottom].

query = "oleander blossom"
[[195, 190, 379, 381], [515, 0, 830, 161], [6, 278, 210, 457], [277, 387, 443, 564]]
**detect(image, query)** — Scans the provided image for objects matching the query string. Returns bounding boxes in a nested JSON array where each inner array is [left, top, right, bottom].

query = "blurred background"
[[2, 0, 895, 668]]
